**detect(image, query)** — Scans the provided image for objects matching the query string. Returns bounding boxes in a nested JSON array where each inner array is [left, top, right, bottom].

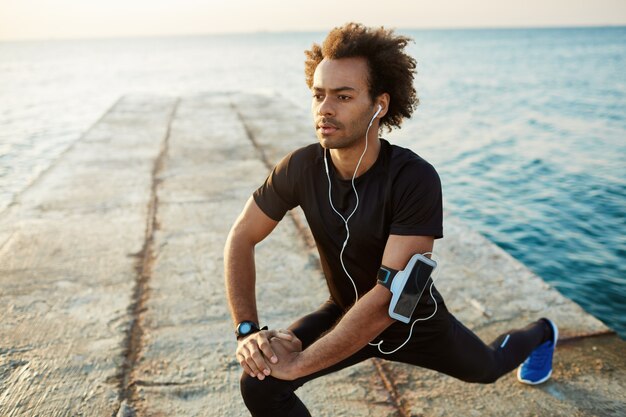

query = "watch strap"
[[235, 321, 268, 340]]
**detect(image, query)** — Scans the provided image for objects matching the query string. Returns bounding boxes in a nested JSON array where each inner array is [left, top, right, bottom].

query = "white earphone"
[[323, 102, 441, 355], [323, 102, 382, 299]]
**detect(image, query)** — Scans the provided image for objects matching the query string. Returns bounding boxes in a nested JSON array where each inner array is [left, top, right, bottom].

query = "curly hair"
[[304, 22, 418, 132]]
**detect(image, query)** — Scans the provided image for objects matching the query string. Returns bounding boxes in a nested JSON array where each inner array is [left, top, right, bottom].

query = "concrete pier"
[[1, 93, 624, 416]]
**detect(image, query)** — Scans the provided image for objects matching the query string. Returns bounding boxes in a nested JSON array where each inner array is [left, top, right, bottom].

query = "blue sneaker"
[[517, 318, 558, 385]]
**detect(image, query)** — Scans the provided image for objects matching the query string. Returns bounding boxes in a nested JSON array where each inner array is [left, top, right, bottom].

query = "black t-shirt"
[[253, 139, 443, 311]]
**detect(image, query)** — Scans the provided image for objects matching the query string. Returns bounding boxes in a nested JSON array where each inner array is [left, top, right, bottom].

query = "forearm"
[[224, 230, 258, 324], [295, 286, 394, 377]]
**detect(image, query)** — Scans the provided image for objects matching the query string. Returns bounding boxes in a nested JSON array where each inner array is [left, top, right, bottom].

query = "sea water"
[[1, 27, 624, 337]]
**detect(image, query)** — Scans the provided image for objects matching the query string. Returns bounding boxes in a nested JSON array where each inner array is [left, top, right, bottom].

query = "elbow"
[[370, 286, 394, 326], [377, 304, 394, 328], [224, 224, 255, 258], [227, 217, 259, 246]]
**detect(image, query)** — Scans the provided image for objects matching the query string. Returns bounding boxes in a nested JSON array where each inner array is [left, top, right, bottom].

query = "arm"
[[269, 234, 435, 380], [225, 197, 277, 324], [225, 197, 293, 379]]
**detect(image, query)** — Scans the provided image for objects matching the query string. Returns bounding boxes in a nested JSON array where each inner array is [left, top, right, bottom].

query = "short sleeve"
[[253, 152, 299, 221], [389, 161, 443, 238]]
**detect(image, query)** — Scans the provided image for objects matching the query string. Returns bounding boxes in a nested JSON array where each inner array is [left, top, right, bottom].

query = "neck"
[[329, 135, 381, 180]]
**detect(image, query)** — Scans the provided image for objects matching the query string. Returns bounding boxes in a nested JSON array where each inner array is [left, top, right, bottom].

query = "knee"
[[473, 369, 501, 384], [240, 371, 292, 410], [459, 357, 502, 384], [459, 370, 500, 384], [474, 354, 503, 384], [240, 372, 266, 405]]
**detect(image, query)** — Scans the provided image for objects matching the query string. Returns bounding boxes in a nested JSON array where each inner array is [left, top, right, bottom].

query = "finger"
[[245, 358, 263, 380], [272, 329, 294, 341], [281, 329, 301, 346], [237, 353, 255, 378], [257, 335, 279, 364], [285, 330, 303, 350], [241, 346, 259, 377], [248, 340, 271, 378], [242, 345, 263, 378]]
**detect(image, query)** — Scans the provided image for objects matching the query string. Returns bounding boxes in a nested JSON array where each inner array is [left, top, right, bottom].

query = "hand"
[[266, 330, 303, 381], [236, 329, 293, 380]]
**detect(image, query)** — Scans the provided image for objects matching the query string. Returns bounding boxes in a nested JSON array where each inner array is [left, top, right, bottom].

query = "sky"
[[1, 0, 625, 41]]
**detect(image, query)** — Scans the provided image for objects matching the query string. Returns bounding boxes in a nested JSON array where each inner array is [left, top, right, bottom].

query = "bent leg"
[[287, 299, 343, 349], [240, 374, 311, 417], [240, 348, 371, 417], [240, 300, 373, 416]]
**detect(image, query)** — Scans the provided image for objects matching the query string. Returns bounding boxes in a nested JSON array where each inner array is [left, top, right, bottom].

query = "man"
[[224, 23, 557, 417]]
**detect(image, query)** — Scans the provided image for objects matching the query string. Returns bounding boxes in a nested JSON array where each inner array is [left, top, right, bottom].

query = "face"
[[311, 57, 377, 150]]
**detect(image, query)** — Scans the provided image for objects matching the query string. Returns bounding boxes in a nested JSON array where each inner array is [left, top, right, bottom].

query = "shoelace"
[[524, 341, 552, 369]]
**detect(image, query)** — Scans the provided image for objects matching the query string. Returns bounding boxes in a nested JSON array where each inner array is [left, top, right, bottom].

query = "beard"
[[315, 110, 373, 150]]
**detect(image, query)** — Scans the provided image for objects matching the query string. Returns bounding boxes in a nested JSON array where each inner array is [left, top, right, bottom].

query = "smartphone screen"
[[392, 260, 434, 319]]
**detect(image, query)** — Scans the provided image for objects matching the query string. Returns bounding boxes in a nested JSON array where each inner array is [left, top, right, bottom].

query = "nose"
[[316, 96, 335, 117]]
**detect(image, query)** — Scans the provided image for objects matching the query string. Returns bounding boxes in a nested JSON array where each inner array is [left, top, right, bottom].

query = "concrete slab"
[[1, 92, 623, 417], [0, 95, 178, 416]]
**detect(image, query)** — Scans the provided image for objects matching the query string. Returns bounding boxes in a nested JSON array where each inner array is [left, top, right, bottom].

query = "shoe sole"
[[516, 319, 558, 385], [517, 369, 553, 385]]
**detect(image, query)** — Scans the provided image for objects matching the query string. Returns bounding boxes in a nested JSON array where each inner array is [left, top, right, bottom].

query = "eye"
[[338, 95, 351, 101], [312, 94, 324, 101]]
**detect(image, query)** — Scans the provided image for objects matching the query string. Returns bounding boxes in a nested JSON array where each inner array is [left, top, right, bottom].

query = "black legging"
[[240, 293, 549, 417]]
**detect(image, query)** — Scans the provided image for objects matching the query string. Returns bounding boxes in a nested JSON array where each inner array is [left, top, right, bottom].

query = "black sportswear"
[[253, 139, 443, 310], [244, 139, 551, 417], [241, 300, 550, 417]]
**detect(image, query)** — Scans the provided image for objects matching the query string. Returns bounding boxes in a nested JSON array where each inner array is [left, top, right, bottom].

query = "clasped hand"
[[236, 329, 303, 381]]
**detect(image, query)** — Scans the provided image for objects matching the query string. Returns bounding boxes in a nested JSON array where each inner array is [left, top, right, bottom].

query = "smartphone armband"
[[377, 254, 437, 323]]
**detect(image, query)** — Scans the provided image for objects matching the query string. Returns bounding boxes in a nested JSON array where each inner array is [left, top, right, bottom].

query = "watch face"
[[240, 322, 252, 334]]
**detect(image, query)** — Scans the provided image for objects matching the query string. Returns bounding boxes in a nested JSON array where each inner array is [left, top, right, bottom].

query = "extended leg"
[[388, 309, 551, 383]]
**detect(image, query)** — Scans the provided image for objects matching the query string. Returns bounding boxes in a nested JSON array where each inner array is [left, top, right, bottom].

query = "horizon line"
[[1, 23, 624, 43]]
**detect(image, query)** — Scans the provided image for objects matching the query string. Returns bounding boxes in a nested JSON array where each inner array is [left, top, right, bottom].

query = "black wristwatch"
[[235, 321, 267, 340]]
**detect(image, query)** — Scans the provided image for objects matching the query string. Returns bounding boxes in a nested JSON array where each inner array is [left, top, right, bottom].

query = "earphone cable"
[[323, 110, 377, 303]]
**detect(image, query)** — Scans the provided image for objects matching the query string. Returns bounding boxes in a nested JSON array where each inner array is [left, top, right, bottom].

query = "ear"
[[374, 93, 390, 119]]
